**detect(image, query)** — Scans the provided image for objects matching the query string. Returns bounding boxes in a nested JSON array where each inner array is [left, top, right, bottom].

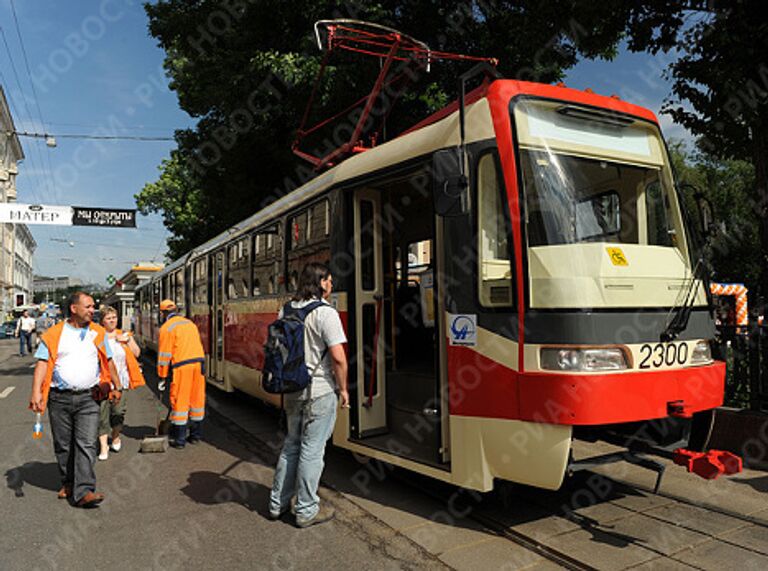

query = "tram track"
[[465, 509, 598, 571], [391, 461, 768, 571], [597, 471, 768, 530], [390, 469, 600, 571]]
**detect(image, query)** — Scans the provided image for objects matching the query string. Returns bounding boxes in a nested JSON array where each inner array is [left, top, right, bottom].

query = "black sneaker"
[[168, 439, 185, 449], [187, 437, 201, 444]]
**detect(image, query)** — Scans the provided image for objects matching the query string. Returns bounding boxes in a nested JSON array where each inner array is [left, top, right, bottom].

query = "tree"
[[138, 0, 632, 258], [669, 142, 760, 292], [626, 2, 768, 307]]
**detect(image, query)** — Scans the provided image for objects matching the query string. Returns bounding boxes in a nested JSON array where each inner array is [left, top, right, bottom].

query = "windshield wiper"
[[660, 242, 711, 342]]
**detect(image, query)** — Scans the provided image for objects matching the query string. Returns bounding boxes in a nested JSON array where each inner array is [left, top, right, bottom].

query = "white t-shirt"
[[281, 298, 347, 399], [108, 337, 130, 390], [52, 325, 101, 390], [18, 316, 35, 333]]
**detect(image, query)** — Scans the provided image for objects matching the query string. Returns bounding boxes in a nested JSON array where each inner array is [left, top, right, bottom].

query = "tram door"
[[353, 189, 387, 437], [210, 250, 225, 382]]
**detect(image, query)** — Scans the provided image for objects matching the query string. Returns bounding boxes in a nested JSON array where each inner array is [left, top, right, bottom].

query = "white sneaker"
[[98, 451, 109, 461], [110, 439, 122, 452]]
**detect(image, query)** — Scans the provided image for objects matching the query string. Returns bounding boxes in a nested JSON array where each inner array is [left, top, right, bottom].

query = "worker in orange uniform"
[[157, 299, 206, 448]]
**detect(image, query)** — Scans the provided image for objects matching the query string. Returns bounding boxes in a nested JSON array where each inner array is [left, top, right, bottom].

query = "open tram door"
[[352, 189, 387, 436], [350, 180, 448, 467]]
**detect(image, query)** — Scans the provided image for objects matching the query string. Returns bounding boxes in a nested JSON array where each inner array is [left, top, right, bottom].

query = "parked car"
[[0, 320, 16, 339]]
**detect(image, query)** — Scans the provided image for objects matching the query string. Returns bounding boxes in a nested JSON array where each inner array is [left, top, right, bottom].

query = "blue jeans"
[[19, 330, 32, 355], [48, 389, 100, 502], [269, 391, 338, 520]]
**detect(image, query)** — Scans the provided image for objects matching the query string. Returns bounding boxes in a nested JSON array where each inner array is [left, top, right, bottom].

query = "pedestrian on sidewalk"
[[97, 305, 145, 461], [157, 299, 206, 448], [15, 309, 35, 356], [269, 262, 349, 528], [28, 291, 120, 508], [35, 312, 54, 349]]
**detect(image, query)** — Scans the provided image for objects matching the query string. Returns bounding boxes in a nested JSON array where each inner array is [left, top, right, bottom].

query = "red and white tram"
[[135, 78, 724, 491]]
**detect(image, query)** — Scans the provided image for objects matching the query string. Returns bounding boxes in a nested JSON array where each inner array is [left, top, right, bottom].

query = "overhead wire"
[[7, 0, 72, 247], [0, 25, 49, 206], [8, 0, 56, 197], [12, 131, 175, 142]]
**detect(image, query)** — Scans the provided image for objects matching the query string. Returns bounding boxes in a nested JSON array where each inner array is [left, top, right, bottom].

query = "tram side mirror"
[[433, 147, 469, 217]]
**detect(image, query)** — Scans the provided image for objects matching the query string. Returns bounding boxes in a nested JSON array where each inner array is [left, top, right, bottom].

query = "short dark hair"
[[293, 263, 331, 301], [66, 291, 91, 317]]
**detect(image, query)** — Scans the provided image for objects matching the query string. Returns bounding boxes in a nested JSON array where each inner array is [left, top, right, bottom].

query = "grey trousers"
[[48, 390, 100, 502]]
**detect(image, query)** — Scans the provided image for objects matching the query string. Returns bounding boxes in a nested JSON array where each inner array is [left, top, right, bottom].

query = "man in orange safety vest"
[[157, 299, 206, 448]]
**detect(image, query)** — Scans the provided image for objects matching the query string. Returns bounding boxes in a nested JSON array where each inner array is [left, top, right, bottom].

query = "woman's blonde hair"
[[99, 305, 118, 324]]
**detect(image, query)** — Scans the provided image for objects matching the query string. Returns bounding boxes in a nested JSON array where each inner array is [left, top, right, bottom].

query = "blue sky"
[[1, 1, 688, 286]]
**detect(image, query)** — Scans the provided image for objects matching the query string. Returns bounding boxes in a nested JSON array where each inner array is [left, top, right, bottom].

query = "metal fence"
[[716, 323, 768, 412]]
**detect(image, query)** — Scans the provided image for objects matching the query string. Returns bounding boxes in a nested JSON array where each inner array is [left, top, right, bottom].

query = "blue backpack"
[[262, 301, 324, 394]]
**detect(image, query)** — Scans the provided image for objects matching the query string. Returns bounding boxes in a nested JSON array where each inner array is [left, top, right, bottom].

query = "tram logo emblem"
[[606, 247, 629, 266], [448, 314, 477, 346]]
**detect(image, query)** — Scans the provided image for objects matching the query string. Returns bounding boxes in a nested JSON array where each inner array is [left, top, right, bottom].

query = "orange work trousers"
[[169, 364, 205, 426]]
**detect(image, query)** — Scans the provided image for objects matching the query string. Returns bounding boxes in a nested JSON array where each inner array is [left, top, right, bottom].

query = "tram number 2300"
[[638, 342, 689, 369]]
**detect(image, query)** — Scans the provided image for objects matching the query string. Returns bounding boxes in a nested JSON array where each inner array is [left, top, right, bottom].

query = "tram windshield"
[[520, 151, 677, 248], [512, 98, 699, 309]]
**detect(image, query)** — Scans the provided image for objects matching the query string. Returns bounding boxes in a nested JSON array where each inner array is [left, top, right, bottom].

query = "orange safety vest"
[[34, 321, 112, 413], [113, 329, 146, 389], [157, 314, 205, 378]]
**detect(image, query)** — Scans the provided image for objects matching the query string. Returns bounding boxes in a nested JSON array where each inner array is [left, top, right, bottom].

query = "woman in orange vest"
[[97, 306, 145, 460]]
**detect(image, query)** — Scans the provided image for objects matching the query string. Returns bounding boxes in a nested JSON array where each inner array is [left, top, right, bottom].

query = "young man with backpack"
[[267, 262, 348, 528]]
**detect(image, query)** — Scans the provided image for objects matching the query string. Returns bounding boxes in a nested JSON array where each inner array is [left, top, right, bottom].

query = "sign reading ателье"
[[0, 203, 136, 227], [72, 207, 136, 227]]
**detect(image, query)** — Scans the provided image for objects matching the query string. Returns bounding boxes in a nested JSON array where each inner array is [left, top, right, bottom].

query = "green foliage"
[[670, 142, 759, 291], [625, 2, 768, 300], [138, 0, 632, 257]]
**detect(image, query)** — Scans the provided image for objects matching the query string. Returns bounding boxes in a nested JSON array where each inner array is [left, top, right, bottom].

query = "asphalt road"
[[0, 339, 440, 571]]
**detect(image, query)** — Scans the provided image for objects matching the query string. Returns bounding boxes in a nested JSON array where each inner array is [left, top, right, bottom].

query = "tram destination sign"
[[72, 207, 136, 228]]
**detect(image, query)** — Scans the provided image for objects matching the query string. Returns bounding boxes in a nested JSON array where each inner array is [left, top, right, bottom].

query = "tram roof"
[[183, 93, 496, 261]]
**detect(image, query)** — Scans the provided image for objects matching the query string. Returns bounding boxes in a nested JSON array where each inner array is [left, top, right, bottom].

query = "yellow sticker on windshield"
[[607, 247, 628, 266]]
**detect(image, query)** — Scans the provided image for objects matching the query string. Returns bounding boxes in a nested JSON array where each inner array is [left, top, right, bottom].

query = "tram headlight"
[[690, 341, 713, 365], [540, 347, 628, 371]]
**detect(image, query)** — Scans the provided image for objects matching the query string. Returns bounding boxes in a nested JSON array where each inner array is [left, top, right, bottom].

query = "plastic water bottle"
[[32, 412, 43, 440]]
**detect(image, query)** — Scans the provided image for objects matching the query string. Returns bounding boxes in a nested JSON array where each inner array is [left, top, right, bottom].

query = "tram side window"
[[287, 201, 331, 292], [290, 211, 308, 250], [477, 153, 514, 307], [227, 238, 251, 299], [308, 199, 330, 241], [174, 270, 185, 310], [253, 225, 283, 296], [152, 281, 161, 313], [193, 259, 207, 304]]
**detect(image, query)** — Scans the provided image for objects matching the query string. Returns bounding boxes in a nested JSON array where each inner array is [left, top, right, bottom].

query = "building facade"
[[1, 86, 25, 316], [33, 275, 83, 300], [13, 224, 36, 306], [103, 264, 163, 330]]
